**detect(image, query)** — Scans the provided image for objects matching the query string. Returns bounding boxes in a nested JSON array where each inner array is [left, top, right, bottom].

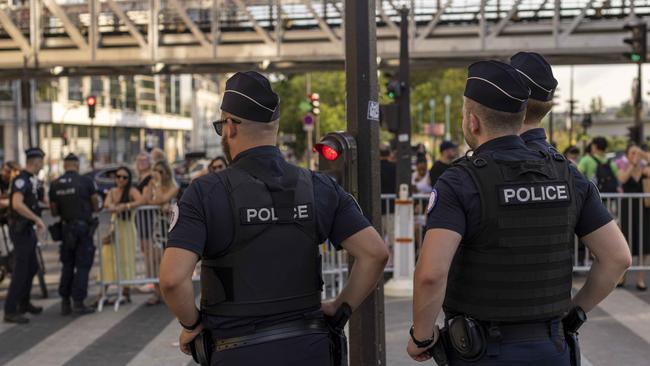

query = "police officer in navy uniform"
[[407, 61, 632, 365], [511, 51, 559, 153], [50, 153, 101, 315], [3, 148, 47, 324], [160, 71, 389, 366]]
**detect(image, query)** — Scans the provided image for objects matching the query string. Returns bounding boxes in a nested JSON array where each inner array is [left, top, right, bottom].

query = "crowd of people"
[[1, 146, 230, 324]]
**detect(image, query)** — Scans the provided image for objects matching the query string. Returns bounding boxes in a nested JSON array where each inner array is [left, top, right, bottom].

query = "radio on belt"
[[314, 132, 358, 196]]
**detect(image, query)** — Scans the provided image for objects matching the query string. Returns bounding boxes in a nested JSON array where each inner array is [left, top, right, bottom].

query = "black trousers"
[[59, 221, 95, 303], [210, 333, 331, 366], [4, 226, 38, 314]]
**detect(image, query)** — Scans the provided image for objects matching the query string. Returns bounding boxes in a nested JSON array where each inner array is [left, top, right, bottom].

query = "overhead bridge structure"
[[0, 0, 648, 77]]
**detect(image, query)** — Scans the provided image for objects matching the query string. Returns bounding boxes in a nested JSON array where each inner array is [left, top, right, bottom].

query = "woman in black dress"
[[618, 144, 649, 290]]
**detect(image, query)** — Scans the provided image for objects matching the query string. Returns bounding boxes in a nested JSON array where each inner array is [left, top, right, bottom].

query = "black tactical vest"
[[9, 171, 40, 225], [444, 151, 577, 322], [52, 172, 93, 221], [200, 156, 322, 317]]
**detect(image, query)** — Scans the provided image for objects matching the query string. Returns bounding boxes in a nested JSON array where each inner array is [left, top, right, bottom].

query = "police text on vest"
[[498, 183, 570, 206], [241, 204, 313, 224]]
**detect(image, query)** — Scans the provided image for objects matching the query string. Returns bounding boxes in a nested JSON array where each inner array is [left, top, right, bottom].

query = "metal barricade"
[[96, 205, 168, 312], [320, 243, 348, 300]]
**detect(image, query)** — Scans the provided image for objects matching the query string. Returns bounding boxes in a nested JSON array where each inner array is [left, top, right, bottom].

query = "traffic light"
[[314, 132, 357, 194], [581, 113, 592, 129], [380, 103, 399, 133], [628, 125, 642, 145], [386, 76, 402, 100], [308, 93, 320, 115], [86, 95, 97, 119], [623, 22, 647, 63]]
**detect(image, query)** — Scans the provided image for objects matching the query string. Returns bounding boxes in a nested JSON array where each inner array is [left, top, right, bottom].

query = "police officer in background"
[[511, 51, 559, 153], [3, 148, 46, 324], [407, 61, 632, 365], [160, 71, 389, 366], [50, 153, 101, 315]]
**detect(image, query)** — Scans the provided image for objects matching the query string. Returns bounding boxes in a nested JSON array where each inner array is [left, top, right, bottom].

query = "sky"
[[552, 64, 649, 114]]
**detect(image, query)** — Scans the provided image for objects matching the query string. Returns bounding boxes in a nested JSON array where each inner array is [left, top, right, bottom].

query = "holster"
[[427, 326, 450, 366], [48, 221, 63, 242], [447, 316, 487, 361], [324, 303, 352, 366], [190, 330, 213, 366], [562, 307, 586, 366]]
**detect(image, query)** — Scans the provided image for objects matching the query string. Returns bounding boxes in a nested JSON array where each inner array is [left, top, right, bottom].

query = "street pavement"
[[1, 242, 649, 365]]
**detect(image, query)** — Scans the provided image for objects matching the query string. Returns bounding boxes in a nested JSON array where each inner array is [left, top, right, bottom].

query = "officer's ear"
[[227, 119, 239, 139], [469, 112, 481, 135]]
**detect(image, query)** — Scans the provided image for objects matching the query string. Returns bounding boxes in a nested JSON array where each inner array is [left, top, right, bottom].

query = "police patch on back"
[[240, 203, 313, 225], [498, 182, 570, 206]]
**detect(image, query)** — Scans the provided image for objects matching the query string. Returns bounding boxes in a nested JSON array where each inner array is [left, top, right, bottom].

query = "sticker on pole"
[[426, 188, 438, 214], [367, 100, 380, 121]]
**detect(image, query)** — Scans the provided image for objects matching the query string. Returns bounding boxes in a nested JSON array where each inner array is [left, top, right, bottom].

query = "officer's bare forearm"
[[161, 276, 199, 326], [412, 273, 446, 340], [572, 258, 628, 312], [333, 254, 387, 311]]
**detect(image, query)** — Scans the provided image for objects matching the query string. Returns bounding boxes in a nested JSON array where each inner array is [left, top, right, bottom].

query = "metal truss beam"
[[43, 0, 89, 51], [169, 0, 211, 48], [489, 0, 523, 38], [302, 0, 340, 43], [0, 7, 31, 57], [561, 0, 597, 39], [232, 0, 275, 45], [105, 0, 148, 50], [418, 0, 451, 41]]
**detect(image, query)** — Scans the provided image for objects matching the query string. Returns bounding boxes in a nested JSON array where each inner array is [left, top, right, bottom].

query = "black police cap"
[[464, 60, 530, 113], [510, 52, 558, 102], [220, 71, 280, 123], [25, 147, 45, 159], [64, 153, 79, 162]]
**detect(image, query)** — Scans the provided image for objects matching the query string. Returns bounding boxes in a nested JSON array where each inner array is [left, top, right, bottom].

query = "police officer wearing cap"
[[510, 51, 559, 153], [3, 148, 47, 324], [160, 71, 389, 366], [49, 153, 101, 315], [407, 61, 632, 365]]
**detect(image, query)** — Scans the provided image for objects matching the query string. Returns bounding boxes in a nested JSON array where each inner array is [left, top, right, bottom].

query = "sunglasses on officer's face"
[[212, 118, 242, 136]]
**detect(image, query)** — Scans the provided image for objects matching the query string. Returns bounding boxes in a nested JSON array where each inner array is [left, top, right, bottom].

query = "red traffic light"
[[86, 96, 96, 106], [308, 93, 320, 101], [314, 143, 339, 161]]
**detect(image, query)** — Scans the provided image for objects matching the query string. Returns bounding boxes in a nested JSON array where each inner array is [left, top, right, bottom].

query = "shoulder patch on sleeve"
[[168, 203, 179, 232], [14, 178, 24, 189], [427, 188, 438, 214]]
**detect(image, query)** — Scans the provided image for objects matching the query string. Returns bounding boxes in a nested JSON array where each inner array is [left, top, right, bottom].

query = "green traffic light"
[[388, 91, 395, 99], [632, 54, 642, 62]]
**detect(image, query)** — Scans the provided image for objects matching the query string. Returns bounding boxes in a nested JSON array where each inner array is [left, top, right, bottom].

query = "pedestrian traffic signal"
[[308, 93, 320, 115], [623, 22, 647, 63], [314, 132, 357, 193], [386, 74, 402, 100], [86, 96, 96, 119]]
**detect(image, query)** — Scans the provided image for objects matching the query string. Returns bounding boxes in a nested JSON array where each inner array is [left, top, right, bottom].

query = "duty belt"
[[480, 320, 565, 342], [215, 318, 329, 352]]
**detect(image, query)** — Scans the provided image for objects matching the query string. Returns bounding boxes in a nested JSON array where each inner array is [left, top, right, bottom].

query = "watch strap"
[[180, 311, 202, 331], [410, 325, 434, 348]]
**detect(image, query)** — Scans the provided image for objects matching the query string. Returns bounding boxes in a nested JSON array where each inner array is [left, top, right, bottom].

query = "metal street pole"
[[90, 117, 95, 169], [635, 62, 643, 144], [429, 98, 436, 156], [395, 6, 412, 195], [444, 94, 451, 141], [344, 1, 385, 365]]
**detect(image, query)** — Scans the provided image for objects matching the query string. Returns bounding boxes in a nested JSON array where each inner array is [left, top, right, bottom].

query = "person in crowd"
[[134, 152, 156, 292], [380, 144, 397, 195], [135, 152, 153, 192], [578, 137, 619, 193], [564, 145, 581, 165], [102, 166, 142, 304], [429, 141, 458, 186], [49, 153, 101, 315], [412, 156, 432, 194], [209, 156, 228, 173], [0, 161, 20, 211], [142, 160, 179, 305], [3, 148, 46, 324], [617, 144, 650, 291], [150, 148, 166, 164]]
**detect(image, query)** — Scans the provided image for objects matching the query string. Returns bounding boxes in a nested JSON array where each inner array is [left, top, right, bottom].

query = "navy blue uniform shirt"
[[167, 145, 371, 329], [426, 135, 612, 239], [521, 127, 558, 154], [49, 171, 98, 221], [10, 170, 40, 221]]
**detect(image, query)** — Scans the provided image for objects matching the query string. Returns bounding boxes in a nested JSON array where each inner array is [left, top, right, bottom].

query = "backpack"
[[592, 155, 618, 193]]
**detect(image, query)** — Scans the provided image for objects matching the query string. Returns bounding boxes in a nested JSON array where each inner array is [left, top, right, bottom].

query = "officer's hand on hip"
[[34, 218, 45, 233], [406, 327, 438, 362], [320, 300, 338, 317], [179, 323, 203, 355]]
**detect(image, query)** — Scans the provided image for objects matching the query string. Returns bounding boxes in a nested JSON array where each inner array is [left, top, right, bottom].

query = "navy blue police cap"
[[510, 52, 558, 102], [220, 71, 280, 123], [464, 60, 530, 113], [63, 153, 79, 162], [25, 147, 45, 159]]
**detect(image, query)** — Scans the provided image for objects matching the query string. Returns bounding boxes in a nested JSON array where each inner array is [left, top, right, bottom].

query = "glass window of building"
[[0, 81, 12, 101], [125, 76, 136, 111], [138, 76, 156, 113], [68, 77, 83, 102], [164, 75, 181, 115], [110, 76, 122, 109], [36, 80, 58, 102], [90, 77, 104, 106]]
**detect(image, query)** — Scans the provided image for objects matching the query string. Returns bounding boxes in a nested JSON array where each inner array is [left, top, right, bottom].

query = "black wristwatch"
[[180, 311, 202, 331], [409, 325, 435, 348]]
